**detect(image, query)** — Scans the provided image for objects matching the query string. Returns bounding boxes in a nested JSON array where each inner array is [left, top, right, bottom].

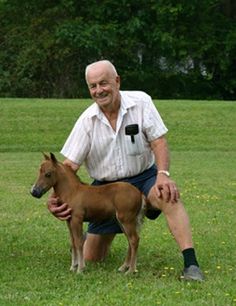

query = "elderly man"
[[48, 60, 204, 281]]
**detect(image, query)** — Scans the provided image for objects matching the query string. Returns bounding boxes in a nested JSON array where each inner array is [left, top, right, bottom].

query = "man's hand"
[[152, 174, 180, 203], [47, 197, 72, 221]]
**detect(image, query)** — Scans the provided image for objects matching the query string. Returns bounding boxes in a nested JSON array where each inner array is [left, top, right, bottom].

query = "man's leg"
[[148, 191, 204, 281], [83, 233, 116, 261], [153, 198, 193, 251]]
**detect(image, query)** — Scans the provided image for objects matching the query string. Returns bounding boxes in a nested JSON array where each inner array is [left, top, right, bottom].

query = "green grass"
[[0, 98, 236, 306]]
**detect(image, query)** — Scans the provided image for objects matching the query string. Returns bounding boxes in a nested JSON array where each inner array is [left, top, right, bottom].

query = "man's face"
[[86, 64, 120, 109]]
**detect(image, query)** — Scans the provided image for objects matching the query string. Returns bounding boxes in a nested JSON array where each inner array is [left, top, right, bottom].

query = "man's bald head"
[[85, 60, 118, 83]]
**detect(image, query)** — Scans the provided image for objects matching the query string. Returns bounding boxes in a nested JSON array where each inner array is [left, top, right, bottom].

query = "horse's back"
[[69, 180, 142, 220]]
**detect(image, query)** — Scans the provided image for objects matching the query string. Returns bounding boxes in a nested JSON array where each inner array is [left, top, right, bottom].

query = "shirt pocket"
[[125, 132, 145, 156]]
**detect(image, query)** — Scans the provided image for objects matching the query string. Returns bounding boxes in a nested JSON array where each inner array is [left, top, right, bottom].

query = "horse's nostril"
[[30, 186, 42, 198]]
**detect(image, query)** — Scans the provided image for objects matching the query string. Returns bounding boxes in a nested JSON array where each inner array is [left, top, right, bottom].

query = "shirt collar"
[[120, 91, 137, 111], [87, 91, 137, 119]]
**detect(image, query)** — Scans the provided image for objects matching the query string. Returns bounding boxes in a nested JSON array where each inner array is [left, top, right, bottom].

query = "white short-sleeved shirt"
[[61, 91, 168, 181]]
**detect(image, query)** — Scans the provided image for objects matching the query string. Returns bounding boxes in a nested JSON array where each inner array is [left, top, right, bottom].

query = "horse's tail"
[[136, 194, 146, 232]]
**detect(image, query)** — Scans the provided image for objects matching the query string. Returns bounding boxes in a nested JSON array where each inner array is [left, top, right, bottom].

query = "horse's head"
[[31, 153, 59, 199]]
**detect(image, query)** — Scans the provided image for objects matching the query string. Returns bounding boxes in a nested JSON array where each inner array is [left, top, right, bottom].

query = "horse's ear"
[[43, 152, 50, 160], [50, 152, 58, 164]]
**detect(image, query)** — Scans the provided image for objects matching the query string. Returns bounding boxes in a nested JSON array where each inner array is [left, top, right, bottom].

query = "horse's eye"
[[45, 172, 51, 178]]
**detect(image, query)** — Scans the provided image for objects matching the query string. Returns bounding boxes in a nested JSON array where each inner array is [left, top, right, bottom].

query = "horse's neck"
[[53, 165, 80, 201]]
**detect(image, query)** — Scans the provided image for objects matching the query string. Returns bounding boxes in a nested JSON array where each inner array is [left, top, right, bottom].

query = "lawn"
[[0, 98, 236, 306]]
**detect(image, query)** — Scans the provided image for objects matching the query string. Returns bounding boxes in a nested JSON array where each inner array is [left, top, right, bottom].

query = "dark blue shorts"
[[87, 164, 161, 235]]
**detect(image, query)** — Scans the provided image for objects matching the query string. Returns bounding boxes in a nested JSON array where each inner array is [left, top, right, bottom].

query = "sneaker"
[[181, 265, 204, 281]]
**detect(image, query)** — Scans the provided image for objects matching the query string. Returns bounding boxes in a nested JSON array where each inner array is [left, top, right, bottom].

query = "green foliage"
[[0, 99, 236, 305], [0, 1, 236, 98]]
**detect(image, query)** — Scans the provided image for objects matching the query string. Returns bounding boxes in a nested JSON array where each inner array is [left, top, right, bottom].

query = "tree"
[[0, 0, 235, 99]]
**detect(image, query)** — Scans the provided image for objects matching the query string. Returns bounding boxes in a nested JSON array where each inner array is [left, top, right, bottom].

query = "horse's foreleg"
[[68, 219, 85, 273], [67, 221, 78, 272], [71, 218, 85, 273]]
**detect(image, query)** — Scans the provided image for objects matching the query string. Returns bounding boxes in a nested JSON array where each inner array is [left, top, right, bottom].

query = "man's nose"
[[96, 84, 103, 94]]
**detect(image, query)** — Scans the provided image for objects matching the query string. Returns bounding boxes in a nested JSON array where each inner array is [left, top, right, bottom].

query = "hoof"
[[125, 269, 138, 275], [70, 265, 78, 272], [118, 265, 129, 273], [76, 267, 85, 274], [70, 266, 85, 274]]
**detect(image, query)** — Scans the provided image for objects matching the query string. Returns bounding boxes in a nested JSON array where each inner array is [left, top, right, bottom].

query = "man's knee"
[[147, 193, 183, 214], [83, 233, 115, 262]]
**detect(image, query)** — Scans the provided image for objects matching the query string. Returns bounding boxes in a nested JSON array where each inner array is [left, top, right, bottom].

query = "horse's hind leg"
[[117, 216, 140, 274], [118, 242, 131, 273]]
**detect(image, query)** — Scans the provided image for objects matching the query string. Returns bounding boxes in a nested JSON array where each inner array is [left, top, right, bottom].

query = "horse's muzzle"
[[30, 185, 44, 198]]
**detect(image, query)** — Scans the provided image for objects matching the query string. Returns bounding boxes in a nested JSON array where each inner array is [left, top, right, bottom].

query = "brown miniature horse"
[[31, 153, 145, 274]]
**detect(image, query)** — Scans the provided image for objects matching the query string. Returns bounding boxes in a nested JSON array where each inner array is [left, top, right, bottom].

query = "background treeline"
[[0, 0, 236, 99]]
